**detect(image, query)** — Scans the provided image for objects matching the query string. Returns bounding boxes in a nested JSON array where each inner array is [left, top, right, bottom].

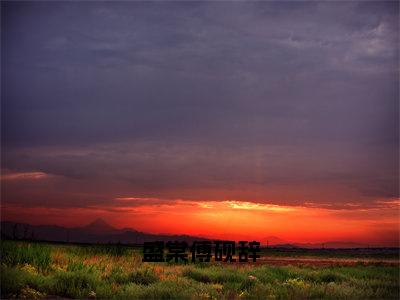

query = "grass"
[[0, 240, 399, 299], [1, 240, 52, 272]]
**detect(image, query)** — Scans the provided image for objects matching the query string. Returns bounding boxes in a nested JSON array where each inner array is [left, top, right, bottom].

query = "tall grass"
[[51, 270, 100, 298], [1, 240, 52, 271], [65, 243, 131, 257], [1, 240, 398, 299]]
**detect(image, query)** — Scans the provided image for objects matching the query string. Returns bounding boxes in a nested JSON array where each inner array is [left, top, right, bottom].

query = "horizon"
[[1, 2, 399, 248], [2, 217, 398, 248]]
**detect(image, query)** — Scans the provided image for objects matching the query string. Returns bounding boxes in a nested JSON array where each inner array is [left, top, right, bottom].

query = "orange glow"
[[2, 197, 399, 247]]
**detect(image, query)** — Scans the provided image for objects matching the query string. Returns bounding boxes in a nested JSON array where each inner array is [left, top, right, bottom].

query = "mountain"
[[294, 241, 369, 249], [0, 220, 378, 248], [0, 220, 209, 245], [262, 237, 369, 249], [82, 218, 118, 235]]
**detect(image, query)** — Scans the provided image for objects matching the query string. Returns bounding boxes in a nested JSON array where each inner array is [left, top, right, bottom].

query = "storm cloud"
[[1, 1, 398, 210]]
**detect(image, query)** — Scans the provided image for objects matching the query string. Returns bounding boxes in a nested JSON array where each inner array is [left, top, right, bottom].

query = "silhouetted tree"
[[12, 223, 18, 240], [23, 225, 29, 240]]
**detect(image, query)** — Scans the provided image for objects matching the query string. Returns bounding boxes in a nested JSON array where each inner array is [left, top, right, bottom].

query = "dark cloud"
[[1, 1, 398, 209]]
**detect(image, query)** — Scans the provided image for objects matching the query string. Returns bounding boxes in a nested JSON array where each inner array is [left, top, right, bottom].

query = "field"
[[1, 240, 399, 299]]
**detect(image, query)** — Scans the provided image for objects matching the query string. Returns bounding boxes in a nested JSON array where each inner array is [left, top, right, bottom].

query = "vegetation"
[[0, 240, 398, 299]]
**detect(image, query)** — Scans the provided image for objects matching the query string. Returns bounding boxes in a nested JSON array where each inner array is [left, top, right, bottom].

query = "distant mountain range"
[[260, 236, 370, 249], [0, 218, 208, 245], [294, 241, 371, 249], [0, 218, 371, 248]]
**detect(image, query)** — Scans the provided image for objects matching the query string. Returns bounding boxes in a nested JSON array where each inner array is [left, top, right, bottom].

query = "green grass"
[[0, 240, 398, 299], [1, 240, 52, 271], [65, 243, 131, 257]]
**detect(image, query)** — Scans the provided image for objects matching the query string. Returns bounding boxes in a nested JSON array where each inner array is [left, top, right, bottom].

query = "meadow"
[[1, 240, 399, 299]]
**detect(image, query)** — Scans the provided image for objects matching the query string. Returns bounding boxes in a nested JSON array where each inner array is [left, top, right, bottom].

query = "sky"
[[1, 1, 399, 246]]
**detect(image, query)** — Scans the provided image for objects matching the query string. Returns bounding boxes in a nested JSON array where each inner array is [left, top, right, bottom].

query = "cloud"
[[1, 1, 398, 211], [2, 139, 398, 210], [1, 170, 50, 181]]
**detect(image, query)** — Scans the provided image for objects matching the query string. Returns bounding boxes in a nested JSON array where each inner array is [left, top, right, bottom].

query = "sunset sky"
[[1, 1, 399, 246]]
